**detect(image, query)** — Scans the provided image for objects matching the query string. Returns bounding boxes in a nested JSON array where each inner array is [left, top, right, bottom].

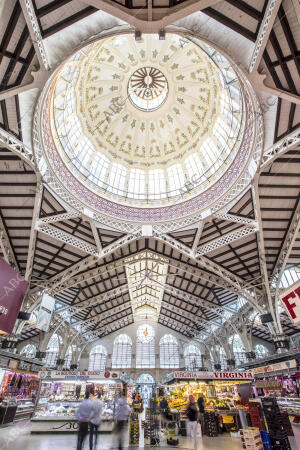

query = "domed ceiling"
[[37, 32, 260, 222]]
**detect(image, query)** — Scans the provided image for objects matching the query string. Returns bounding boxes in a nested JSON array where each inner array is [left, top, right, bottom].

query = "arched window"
[[88, 345, 107, 371], [160, 335, 179, 368], [64, 346, 73, 369], [229, 334, 247, 366], [136, 373, 155, 384], [255, 344, 269, 359], [219, 346, 228, 370], [45, 334, 61, 368], [20, 344, 37, 359], [112, 334, 132, 368], [136, 324, 155, 368], [184, 344, 202, 370]]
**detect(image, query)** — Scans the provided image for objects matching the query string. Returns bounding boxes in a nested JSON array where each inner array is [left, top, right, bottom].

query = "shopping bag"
[[196, 422, 202, 438]]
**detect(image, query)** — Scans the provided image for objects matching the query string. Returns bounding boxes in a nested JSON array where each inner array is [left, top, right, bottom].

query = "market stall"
[[253, 359, 300, 425], [161, 370, 254, 436], [0, 359, 41, 425], [31, 370, 122, 433]]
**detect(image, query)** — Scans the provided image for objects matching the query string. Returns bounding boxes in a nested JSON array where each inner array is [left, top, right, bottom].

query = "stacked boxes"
[[240, 427, 263, 450], [261, 397, 291, 450], [129, 412, 139, 446], [248, 402, 265, 430], [204, 411, 218, 437], [281, 411, 294, 437]]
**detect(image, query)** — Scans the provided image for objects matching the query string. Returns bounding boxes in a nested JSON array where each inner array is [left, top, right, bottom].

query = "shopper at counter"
[[89, 393, 103, 450], [75, 393, 95, 450]]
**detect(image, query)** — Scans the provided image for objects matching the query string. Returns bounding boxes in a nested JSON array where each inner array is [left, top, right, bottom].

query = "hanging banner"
[[279, 280, 300, 326], [252, 359, 297, 375], [36, 293, 56, 332], [0, 257, 28, 334]]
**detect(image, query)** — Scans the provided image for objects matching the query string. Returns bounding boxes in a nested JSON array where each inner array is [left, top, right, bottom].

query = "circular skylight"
[[36, 31, 261, 222], [128, 66, 169, 111], [46, 33, 245, 208]]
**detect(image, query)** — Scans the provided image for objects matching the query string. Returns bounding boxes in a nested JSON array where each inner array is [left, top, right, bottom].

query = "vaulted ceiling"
[[0, 0, 299, 348]]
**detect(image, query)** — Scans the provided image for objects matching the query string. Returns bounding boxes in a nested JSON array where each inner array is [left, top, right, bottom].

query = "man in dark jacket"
[[159, 397, 169, 428]]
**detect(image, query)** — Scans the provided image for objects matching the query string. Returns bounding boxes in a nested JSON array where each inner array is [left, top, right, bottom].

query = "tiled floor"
[[0, 422, 299, 450]]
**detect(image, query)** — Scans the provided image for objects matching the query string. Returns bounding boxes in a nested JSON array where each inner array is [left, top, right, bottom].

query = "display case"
[[31, 399, 116, 433], [14, 398, 36, 422], [277, 397, 300, 421]]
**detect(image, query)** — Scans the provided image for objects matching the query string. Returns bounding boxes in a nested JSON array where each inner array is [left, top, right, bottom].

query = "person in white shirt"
[[75, 393, 95, 450], [89, 393, 103, 450], [115, 395, 131, 450]]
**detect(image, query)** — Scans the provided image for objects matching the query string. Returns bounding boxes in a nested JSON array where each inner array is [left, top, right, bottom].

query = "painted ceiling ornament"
[[35, 32, 263, 223], [128, 66, 169, 111]]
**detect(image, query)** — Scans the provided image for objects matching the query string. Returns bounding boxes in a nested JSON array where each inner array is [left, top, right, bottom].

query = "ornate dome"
[[36, 32, 261, 222]]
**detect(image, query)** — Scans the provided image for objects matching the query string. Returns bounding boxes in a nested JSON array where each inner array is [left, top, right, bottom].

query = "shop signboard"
[[18, 360, 32, 371], [0, 356, 9, 367], [0, 257, 29, 334], [279, 280, 300, 326], [39, 370, 120, 380], [31, 364, 42, 373], [8, 359, 19, 369], [170, 371, 254, 380], [36, 293, 56, 332], [252, 359, 297, 375]]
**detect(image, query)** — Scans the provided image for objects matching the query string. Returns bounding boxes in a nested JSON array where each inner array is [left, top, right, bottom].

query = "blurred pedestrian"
[[115, 395, 130, 450], [89, 393, 103, 449], [76, 392, 95, 450], [186, 395, 200, 449], [159, 396, 169, 429]]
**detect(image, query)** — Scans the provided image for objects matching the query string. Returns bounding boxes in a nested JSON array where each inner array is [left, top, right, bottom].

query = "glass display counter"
[[277, 397, 300, 424], [31, 399, 115, 433]]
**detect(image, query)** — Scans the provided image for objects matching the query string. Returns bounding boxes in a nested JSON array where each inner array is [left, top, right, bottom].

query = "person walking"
[[197, 395, 205, 435], [76, 392, 95, 450], [115, 395, 131, 450], [159, 396, 169, 429], [186, 395, 200, 449], [89, 393, 103, 450]]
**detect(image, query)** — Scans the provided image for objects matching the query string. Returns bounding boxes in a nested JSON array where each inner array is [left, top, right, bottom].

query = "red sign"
[[280, 280, 300, 326], [0, 257, 28, 334]]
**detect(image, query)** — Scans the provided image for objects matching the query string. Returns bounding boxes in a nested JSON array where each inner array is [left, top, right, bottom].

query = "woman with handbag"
[[186, 395, 201, 449]]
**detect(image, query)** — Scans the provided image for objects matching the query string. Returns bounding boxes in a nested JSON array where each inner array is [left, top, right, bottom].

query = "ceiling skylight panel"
[[148, 170, 166, 199], [107, 163, 127, 195], [128, 168, 146, 199], [167, 164, 185, 195], [185, 153, 205, 182]]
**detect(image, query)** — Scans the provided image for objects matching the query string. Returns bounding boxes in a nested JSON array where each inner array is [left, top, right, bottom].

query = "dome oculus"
[[127, 66, 169, 111]]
